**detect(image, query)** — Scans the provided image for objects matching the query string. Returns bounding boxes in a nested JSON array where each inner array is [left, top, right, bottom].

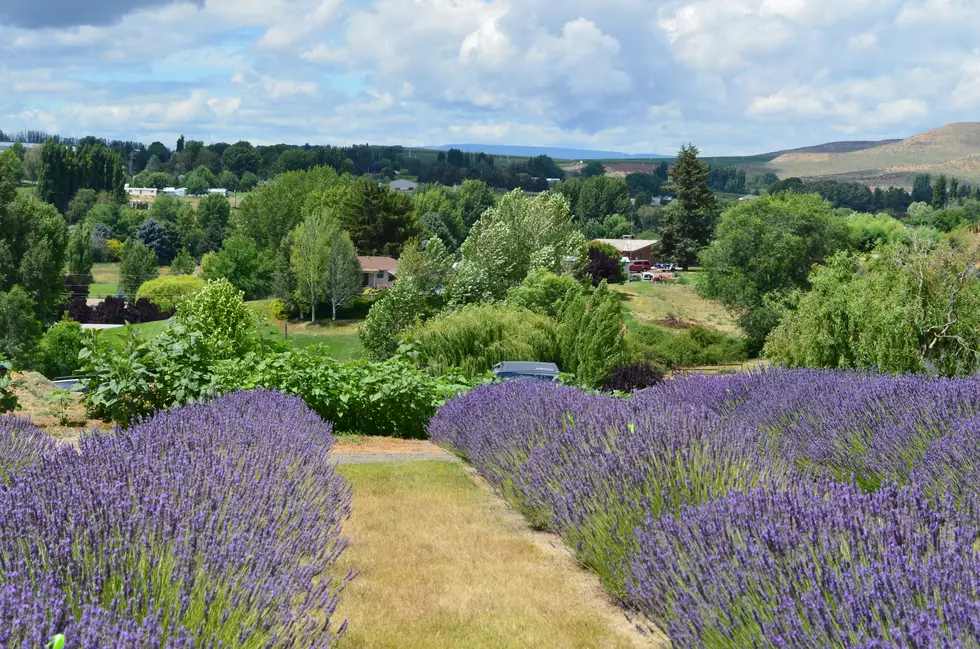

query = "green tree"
[[414, 186, 466, 251], [659, 144, 717, 270], [506, 268, 583, 317], [222, 141, 262, 176], [324, 229, 363, 320], [290, 211, 333, 322], [360, 276, 429, 360], [240, 171, 260, 191], [67, 188, 98, 224], [911, 174, 932, 203], [183, 173, 209, 197], [33, 318, 84, 378], [765, 240, 980, 376], [22, 144, 44, 182], [949, 177, 960, 205], [197, 193, 231, 254], [456, 179, 496, 228], [557, 280, 626, 387], [333, 178, 419, 256], [0, 149, 24, 183], [201, 234, 273, 301], [170, 247, 196, 275], [573, 176, 632, 224], [933, 174, 948, 209], [136, 275, 206, 312], [451, 190, 586, 304], [67, 222, 94, 278], [37, 140, 74, 212], [218, 170, 239, 192], [174, 278, 258, 359], [580, 161, 606, 178], [119, 240, 159, 298], [0, 287, 41, 368], [697, 192, 850, 353]]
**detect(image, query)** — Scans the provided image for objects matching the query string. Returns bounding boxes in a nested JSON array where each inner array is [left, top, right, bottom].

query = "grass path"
[[335, 461, 661, 649]]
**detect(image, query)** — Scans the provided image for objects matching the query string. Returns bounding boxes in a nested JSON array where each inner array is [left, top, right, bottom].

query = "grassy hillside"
[[766, 123, 980, 188]]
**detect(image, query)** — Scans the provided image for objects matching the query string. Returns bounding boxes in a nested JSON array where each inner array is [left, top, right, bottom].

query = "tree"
[[456, 179, 496, 228], [67, 222, 95, 278], [136, 275, 206, 312], [22, 144, 44, 182], [933, 174, 948, 209], [506, 268, 583, 318], [360, 276, 429, 360], [580, 161, 606, 178], [135, 218, 178, 265], [659, 144, 717, 270], [33, 318, 84, 378], [557, 280, 627, 387], [0, 177, 68, 323], [949, 177, 960, 205], [37, 141, 74, 212], [333, 179, 419, 256], [765, 240, 980, 377], [240, 171, 259, 191], [911, 174, 932, 204], [174, 278, 258, 359], [222, 141, 262, 176], [67, 188, 98, 224], [119, 240, 159, 298], [170, 248, 196, 275], [290, 211, 332, 322], [0, 287, 41, 368], [324, 229, 363, 320], [183, 173, 209, 197], [0, 149, 24, 183], [218, 170, 239, 192], [201, 235, 273, 301], [572, 176, 631, 224], [583, 241, 624, 286], [196, 193, 231, 254], [451, 190, 586, 304], [697, 192, 850, 353]]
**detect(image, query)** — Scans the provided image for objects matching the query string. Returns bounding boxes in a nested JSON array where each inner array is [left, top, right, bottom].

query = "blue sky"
[[1, 0, 978, 155]]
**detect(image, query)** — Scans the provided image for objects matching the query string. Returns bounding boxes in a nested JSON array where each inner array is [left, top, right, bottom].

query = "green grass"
[[611, 277, 738, 334], [15, 184, 35, 199], [89, 263, 171, 299], [99, 319, 174, 348]]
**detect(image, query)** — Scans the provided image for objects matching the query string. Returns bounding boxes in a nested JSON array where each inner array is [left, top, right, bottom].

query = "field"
[[611, 275, 738, 334], [89, 262, 172, 299], [431, 371, 980, 647]]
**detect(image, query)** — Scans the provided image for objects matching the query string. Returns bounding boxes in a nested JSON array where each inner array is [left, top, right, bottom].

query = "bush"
[[360, 277, 429, 360], [557, 280, 627, 387], [505, 269, 583, 317], [33, 319, 85, 378], [175, 278, 259, 359], [67, 296, 169, 325], [270, 298, 288, 321], [583, 241, 625, 286], [406, 304, 560, 378], [628, 323, 747, 368], [119, 239, 159, 298], [105, 239, 124, 262], [0, 287, 42, 369], [136, 275, 206, 312], [0, 360, 19, 414], [603, 361, 665, 393]]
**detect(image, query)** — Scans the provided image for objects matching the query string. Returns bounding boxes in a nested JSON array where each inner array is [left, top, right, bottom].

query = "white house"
[[124, 184, 159, 198], [161, 187, 187, 197], [359, 256, 398, 289], [208, 188, 228, 197], [389, 179, 418, 192]]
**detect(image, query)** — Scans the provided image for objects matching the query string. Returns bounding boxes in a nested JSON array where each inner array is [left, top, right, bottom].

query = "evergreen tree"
[[170, 248, 196, 276], [932, 174, 948, 209], [119, 240, 159, 298], [949, 178, 960, 206], [659, 144, 716, 270], [911, 174, 932, 204]]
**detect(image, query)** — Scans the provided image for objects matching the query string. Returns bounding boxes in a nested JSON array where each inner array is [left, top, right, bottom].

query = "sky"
[[1, 0, 978, 155]]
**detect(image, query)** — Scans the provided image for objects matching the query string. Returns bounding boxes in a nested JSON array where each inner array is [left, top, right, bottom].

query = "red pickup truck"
[[629, 260, 652, 272]]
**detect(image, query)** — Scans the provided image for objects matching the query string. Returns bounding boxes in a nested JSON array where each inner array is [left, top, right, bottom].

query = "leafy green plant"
[[0, 360, 19, 413], [33, 319, 85, 379], [48, 389, 77, 426], [628, 323, 748, 368]]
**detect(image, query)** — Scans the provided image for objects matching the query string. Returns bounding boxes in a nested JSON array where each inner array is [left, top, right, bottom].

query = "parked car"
[[641, 271, 655, 281], [492, 362, 561, 383], [629, 260, 652, 272], [654, 262, 677, 271]]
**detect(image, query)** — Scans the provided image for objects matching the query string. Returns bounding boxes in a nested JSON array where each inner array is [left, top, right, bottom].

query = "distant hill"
[[763, 139, 902, 157], [427, 144, 669, 160], [765, 123, 980, 188]]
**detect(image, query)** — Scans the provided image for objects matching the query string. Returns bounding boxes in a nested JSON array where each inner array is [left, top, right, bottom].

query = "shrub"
[[270, 298, 288, 320], [583, 241, 625, 286], [406, 304, 560, 378], [628, 323, 747, 368], [0, 391, 351, 648], [174, 278, 259, 359], [105, 238, 124, 262], [0, 287, 42, 369], [118, 239, 159, 298], [169, 247, 196, 275], [360, 277, 429, 360], [33, 319, 84, 378], [603, 361, 665, 393], [0, 360, 19, 414], [557, 280, 627, 387], [136, 275, 206, 312], [505, 269, 584, 317]]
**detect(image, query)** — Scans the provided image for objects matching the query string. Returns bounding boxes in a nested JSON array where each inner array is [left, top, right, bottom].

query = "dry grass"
[[334, 461, 659, 649], [8, 372, 101, 445], [766, 122, 980, 187], [612, 279, 738, 334]]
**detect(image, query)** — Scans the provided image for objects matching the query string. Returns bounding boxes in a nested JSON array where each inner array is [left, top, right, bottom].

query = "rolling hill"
[[765, 123, 980, 188], [427, 144, 669, 160]]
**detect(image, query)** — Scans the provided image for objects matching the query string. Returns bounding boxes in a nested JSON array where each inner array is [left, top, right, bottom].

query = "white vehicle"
[[641, 271, 655, 281]]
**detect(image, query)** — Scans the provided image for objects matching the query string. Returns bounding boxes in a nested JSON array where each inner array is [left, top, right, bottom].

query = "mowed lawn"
[[90, 263, 172, 299], [611, 274, 738, 334], [334, 461, 654, 649], [252, 298, 369, 361]]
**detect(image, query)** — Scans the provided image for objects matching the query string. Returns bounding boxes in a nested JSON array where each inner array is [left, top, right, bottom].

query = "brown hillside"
[[767, 122, 980, 188]]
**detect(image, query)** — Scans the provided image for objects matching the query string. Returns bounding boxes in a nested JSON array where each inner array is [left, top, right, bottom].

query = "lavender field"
[[0, 391, 351, 649], [430, 369, 980, 648]]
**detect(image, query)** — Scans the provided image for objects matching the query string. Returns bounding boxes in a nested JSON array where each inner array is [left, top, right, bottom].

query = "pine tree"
[[949, 178, 960, 206], [659, 144, 716, 270], [932, 174, 948, 209]]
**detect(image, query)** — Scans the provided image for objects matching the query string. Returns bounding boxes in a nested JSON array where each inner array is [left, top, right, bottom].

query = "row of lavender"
[[429, 369, 980, 648], [0, 391, 351, 649]]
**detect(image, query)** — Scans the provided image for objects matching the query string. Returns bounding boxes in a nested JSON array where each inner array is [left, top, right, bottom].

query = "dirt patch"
[[656, 314, 696, 329], [8, 372, 102, 445]]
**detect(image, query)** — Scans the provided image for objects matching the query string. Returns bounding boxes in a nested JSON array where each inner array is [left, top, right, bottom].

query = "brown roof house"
[[359, 256, 398, 289], [593, 238, 658, 261]]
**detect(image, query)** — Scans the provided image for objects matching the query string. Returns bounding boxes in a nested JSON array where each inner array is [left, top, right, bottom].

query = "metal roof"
[[492, 362, 561, 375], [594, 238, 658, 253]]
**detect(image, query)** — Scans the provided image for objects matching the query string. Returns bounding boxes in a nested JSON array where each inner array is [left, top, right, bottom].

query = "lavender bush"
[[0, 414, 56, 484], [431, 370, 980, 647], [0, 390, 352, 649]]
